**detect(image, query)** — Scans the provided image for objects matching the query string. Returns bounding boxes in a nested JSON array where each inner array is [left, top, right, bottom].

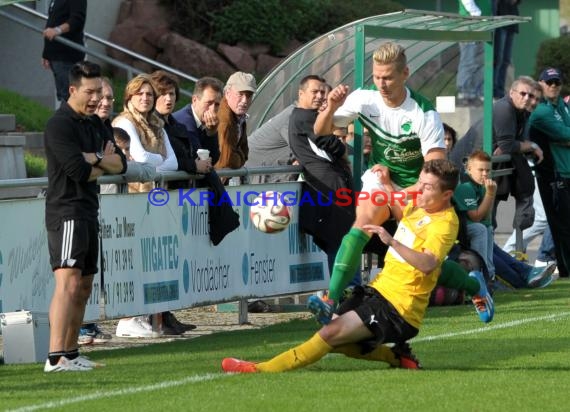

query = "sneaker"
[[221, 358, 257, 373], [391, 343, 422, 370], [116, 316, 159, 338], [72, 355, 105, 369], [469, 270, 494, 323], [80, 324, 112, 344], [307, 295, 336, 325], [44, 357, 91, 372], [77, 333, 94, 346], [527, 262, 557, 288]]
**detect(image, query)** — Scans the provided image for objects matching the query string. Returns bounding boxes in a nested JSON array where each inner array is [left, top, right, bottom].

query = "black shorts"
[[47, 219, 99, 276], [337, 286, 418, 350]]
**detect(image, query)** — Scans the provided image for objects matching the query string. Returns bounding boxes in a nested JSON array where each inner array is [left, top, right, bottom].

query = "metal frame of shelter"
[[248, 9, 529, 190]]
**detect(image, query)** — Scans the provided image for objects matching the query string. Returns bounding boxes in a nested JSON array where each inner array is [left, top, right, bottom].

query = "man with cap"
[[529, 67, 570, 278], [215, 71, 257, 173]]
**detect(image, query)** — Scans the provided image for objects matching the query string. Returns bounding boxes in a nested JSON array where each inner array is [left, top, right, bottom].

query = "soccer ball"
[[249, 191, 292, 233]]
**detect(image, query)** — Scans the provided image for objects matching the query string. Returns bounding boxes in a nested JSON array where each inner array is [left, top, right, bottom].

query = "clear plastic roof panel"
[[248, 9, 528, 132]]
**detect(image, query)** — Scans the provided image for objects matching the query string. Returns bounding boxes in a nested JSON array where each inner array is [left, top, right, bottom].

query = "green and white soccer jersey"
[[333, 88, 445, 188]]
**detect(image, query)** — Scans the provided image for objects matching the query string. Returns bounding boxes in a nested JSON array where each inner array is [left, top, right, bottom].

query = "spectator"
[[42, 0, 87, 105], [494, 243, 556, 289], [456, 0, 491, 106], [215, 72, 257, 182], [112, 74, 178, 338], [443, 123, 458, 155], [529, 67, 570, 277], [493, 0, 521, 99], [493, 76, 543, 232], [453, 150, 497, 281], [172, 76, 223, 165], [288, 75, 358, 285], [245, 103, 298, 183], [43, 61, 127, 372]]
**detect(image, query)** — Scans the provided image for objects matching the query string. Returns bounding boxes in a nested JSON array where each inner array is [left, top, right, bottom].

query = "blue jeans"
[[50, 60, 76, 102], [457, 42, 483, 99], [467, 223, 495, 279], [537, 227, 556, 262], [494, 243, 531, 288], [493, 28, 515, 98]]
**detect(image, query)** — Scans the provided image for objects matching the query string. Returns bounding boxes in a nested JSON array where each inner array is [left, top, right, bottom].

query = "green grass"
[[0, 88, 52, 132], [3, 281, 570, 411]]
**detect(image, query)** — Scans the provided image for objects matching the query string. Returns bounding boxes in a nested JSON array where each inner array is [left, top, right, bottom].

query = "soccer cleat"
[[221, 358, 257, 373], [391, 343, 422, 370], [527, 262, 556, 288], [469, 270, 494, 323], [44, 357, 91, 372], [307, 295, 336, 325]]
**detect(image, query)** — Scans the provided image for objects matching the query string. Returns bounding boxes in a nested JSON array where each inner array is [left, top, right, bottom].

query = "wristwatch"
[[93, 152, 103, 166], [54, 26, 62, 35], [530, 142, 539, 151]]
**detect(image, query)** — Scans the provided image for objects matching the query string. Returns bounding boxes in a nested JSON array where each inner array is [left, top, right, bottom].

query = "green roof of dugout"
[[248, 9, 529, 183]]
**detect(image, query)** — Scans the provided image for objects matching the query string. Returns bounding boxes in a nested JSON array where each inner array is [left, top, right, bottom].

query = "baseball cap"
[[539, 67, 562, 82], [226, 72, 257, 92]]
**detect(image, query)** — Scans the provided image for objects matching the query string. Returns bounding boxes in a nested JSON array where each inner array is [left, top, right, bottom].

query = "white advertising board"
[[0, 183, 329, 320]]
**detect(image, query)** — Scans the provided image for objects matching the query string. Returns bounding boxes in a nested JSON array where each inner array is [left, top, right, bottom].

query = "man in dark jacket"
[[44, 61, 127, 372], [42, 0, 87, 103]]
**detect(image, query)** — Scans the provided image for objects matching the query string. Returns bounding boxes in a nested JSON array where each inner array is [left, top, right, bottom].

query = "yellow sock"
[[333, 343, 398, 367], [256, 333, 332, 372]]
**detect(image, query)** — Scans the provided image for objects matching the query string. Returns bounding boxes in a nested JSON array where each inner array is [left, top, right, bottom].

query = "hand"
[[533, 146, 544, 164], [103, 141, 115, 155], [493, 146, 503, 156], [327, 84, 350, 110], [43, 27, 59, 41], [196, 158, 212, 174], [370, 164, 392, 187], [203, 109, 219, 131], [484, 178, 497, 196], [41, 58, 50, 70], [363, 224, 394, 246]]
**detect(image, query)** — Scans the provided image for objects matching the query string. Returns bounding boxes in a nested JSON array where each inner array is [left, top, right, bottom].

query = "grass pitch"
[[2, 280, 570, 412]]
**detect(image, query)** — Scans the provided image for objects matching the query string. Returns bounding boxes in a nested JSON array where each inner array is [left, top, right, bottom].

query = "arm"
[[363, 225, 439, 273], [530, 104, 570, 142], [43, 0, 86, 40], [156, 130, 179, 172], [112, 117, 165, 166], [466, 179, 496, 222], [314, 84, 350, 136]]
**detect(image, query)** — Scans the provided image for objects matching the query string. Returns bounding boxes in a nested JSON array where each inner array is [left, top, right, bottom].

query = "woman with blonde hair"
[[112, 73, 177, 193], [112, 74, 177, 338]]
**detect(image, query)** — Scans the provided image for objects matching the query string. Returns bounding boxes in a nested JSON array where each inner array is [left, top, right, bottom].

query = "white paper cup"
[[197, 149, 210, 160]]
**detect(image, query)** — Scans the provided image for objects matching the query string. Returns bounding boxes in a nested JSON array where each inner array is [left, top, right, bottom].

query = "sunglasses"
[[515, 90, 536, 100], [545, 79, 562, 87]]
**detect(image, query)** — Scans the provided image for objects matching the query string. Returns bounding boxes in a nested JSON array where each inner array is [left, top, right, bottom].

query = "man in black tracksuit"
[[44, 61, 126, 372]]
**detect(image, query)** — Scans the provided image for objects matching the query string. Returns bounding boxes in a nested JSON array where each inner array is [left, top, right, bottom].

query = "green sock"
[[438, 260, 480, 296], [328, 228, 370, 302]]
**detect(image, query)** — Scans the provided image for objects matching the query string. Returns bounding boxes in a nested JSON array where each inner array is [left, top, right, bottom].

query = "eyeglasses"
[[515, 90, 536, 100], [101, 96, 115, 102], [545, 79, 562, 87]]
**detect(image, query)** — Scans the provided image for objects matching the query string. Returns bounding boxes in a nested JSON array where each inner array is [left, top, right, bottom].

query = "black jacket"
[[45, 102, 127, 229], [42, 0, 86, 62]]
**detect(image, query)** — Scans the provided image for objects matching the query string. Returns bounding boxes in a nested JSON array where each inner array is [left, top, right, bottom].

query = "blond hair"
[[373, 42, 407, 72], [122, 73, 158, 110]]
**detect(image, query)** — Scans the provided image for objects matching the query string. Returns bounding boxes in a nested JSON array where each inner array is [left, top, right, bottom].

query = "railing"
[[0, 3, 196, 97]]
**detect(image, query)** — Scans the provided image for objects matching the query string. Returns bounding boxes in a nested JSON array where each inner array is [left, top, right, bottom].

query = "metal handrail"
[[0, 165, 304, 189], [3, 3, 196, 96]]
